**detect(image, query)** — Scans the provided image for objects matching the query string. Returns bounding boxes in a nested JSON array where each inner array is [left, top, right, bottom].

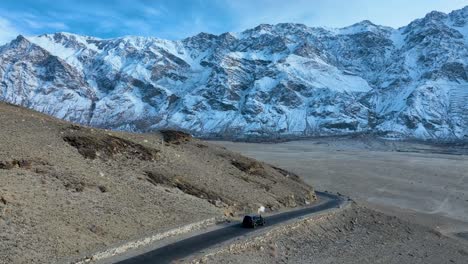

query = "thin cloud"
[[225, 0, 468, 30], [0, 17, 20, 44], [0, 0, 466, 40], [23, 19, 69, 30]]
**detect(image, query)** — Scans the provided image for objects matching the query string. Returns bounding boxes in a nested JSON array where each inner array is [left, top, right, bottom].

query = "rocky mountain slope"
[[0, 7, 467, 140], [0, 102, 315, 263]]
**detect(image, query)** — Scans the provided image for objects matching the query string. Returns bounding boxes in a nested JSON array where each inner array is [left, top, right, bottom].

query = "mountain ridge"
[[0, 6, 467, 140]]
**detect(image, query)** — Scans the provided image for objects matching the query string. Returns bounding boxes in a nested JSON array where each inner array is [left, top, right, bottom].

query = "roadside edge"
[[70, 217, 224, 264], [186, 195, 352, 263]]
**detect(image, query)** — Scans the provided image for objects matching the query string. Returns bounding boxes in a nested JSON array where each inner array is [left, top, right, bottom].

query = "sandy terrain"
[[195, 205, 468, 264], [0, 102, 315, 264], [213, 137, 468, 237]]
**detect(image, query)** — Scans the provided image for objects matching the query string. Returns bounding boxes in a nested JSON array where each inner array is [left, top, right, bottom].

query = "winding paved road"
[[117, 192, 345, 264]]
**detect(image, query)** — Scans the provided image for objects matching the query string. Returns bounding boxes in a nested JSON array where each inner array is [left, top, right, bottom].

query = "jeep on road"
[[242, 215, 265, 228]]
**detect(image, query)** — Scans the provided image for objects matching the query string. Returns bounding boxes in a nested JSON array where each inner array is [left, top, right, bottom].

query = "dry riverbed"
[[213, 137, 468, 238]]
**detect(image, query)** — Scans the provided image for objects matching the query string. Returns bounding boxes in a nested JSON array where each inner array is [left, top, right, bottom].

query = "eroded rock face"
[[62, 126, 160, 160], [0, 7, 467, 140], [160, 130, 192, 144]]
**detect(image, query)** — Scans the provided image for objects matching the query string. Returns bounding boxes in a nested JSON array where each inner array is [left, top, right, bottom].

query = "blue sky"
[[0, 0, 467, 43]]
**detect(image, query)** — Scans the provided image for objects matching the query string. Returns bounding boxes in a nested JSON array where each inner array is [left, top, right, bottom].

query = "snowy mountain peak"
[[0, 6, 467, 140], [451, 5, 468, 17], [252, 23, 274, 32], [348, 20, 378, 29], [8, 35, 30, 48], [449, 6, 468, 28], [338, 20, 391, 35], [425, 10, 449, 20]]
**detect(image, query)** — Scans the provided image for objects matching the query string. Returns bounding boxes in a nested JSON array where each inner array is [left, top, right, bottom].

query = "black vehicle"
[[242, 214, 265, 228]]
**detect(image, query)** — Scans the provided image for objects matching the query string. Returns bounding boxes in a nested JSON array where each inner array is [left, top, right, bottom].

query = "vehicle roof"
[[244, 214, 261, 217]]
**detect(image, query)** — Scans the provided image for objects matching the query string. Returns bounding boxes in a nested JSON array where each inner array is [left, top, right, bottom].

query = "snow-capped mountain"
[[0, 7, 467, 140]]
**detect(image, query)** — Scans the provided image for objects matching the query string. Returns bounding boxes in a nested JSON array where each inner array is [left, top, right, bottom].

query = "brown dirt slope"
[[0, 102, 315, 264]]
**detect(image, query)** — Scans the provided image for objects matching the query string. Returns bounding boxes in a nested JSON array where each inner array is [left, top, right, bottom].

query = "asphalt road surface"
[[117, 192, 345, 264]]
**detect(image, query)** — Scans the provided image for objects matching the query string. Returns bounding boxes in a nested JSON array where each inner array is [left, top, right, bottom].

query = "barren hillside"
[[0, 102, 315, 264]]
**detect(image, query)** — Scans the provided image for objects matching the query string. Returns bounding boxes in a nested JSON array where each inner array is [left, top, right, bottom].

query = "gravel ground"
[[195, 205, 468, 264], [0, 102, 315, 264]]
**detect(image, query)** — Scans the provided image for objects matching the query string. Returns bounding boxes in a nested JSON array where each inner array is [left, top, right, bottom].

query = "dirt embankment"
[[0, 102, 315, 264], [195, 205, 468, 264]]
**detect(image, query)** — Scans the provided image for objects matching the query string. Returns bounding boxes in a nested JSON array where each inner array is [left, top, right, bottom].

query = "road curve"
[[117, 191, 346, 264]]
